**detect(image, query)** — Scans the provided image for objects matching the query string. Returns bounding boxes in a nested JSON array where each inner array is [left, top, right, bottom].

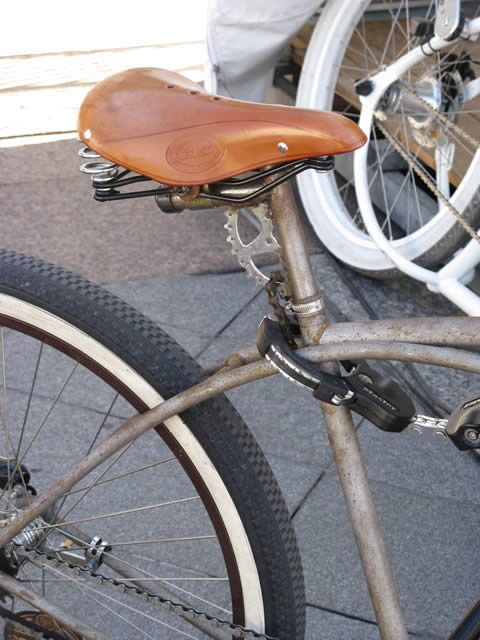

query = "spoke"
[[338, 124, 403, 217], [372, 126, 395, 238], [86, 392, 120, 455], [15, 341, 44, 470], [63, 456, 176, 497], [44, 562, 161, 640], [84, 596, 159, 640], [87, 584, 201, 640], [72, 579, 112, 637], [398, 102, 425, 229], [0, 342, 46, 510], [352, 25, 380, 67], [1, 328, 12, 502], [94, 545, 231, 615], [379, 1, 404, 67], [29, 496, 201, 532], [361, 16, 369, 73], [37, 561, 216, 640], [18, 564, 66, 636], [17, 361, 79, 465], [25, 575, 228, 582], [51, 534, 217, 552], [57, 441, 135, 524], [400, 102, 424, 233]]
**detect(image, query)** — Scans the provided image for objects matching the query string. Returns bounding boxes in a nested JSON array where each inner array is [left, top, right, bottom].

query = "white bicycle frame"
[[355, 14, 480, 315]]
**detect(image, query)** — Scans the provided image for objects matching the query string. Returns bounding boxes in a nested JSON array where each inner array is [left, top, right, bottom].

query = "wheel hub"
[[378, 75, 442, 121], [0, 462, 38, 577], [376, 67, 465, 149]]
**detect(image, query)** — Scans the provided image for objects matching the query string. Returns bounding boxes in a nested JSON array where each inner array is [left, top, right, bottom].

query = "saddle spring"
[[77, 141, 335, 212]]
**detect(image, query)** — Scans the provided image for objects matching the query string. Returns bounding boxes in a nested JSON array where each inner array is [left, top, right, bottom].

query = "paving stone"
[[263, 451, 322, 516], [107, 271, 257, 340], [294, 470, 479, 639], [345, 268, 458, 319], [356, 418, 480, 505], [219, 375, 335, 470], [306, 605, 440, 639], [306, 606, 380, 640], [310, 253, 372, 322], [0, 165, 249, 284]]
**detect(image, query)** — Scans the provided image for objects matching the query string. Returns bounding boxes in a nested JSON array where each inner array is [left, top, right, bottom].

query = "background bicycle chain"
[[375, 79, 480, 243]]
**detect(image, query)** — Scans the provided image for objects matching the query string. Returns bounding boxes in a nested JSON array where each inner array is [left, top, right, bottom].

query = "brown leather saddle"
[[77, 68, 366, 187]]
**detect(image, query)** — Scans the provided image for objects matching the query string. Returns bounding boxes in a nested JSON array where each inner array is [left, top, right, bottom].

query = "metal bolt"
[[84, 129, 92, 140], [409, 425, 423, 437], [278, 142, 288, 153], [434, 429, 448, 442], [465, 429, 479, 442]]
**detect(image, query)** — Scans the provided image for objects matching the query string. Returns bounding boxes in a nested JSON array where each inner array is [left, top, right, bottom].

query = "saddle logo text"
[[167, 134, 225, 172]]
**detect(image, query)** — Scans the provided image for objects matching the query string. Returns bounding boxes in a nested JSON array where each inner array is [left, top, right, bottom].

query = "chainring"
[[224, 202, 290, 297]]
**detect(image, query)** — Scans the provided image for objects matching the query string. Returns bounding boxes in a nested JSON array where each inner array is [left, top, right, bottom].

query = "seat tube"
[[270, 182, 327, 343], [271, 181, 409, 640]]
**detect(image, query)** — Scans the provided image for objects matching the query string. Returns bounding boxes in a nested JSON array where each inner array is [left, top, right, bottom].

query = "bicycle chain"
[[265, 271, 297, 346], [374, 117, 480, 244], [373, 75, 480, 243], [398, 79, 480, 151], [2, 540, 278, 640]]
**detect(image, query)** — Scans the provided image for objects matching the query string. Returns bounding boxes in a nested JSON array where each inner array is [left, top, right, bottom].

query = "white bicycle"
[[297, 0, 480, 313]]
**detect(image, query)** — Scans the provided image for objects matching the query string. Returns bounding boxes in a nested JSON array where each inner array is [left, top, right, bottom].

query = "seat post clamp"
[[291, 297, 324, 317]]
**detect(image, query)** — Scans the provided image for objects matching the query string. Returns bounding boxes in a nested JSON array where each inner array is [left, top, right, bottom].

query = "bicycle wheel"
[[297, 0, 480, 277], [0, 249, 305, 639]]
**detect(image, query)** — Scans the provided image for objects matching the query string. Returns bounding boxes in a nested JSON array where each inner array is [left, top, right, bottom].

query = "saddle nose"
[[77, 67, 367, 186]]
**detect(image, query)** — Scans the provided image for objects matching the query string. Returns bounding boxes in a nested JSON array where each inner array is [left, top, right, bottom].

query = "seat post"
[[270, 180, 328, 344], [271, 179, 409, 640]]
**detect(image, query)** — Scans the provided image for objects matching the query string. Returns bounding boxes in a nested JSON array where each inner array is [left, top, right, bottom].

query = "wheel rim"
[[0, 293, 265, 639], [297, 0, 480, 271]]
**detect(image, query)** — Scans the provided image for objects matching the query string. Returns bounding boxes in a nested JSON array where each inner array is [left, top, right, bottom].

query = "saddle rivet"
[[278, 142, 288, 153], [84, 129, 92, 140]]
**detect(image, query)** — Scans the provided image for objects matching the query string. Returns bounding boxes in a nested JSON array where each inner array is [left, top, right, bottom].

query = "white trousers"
[[205, 0, 323, 102]]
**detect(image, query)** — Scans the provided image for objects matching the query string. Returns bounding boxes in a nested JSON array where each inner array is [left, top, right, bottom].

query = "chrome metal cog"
[[224, 203, 290, 296]]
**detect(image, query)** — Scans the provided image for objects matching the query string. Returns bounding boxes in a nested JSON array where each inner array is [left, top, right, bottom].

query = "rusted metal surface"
[[0, 571, 111, 640], [321, 404, 409, 640], [2, 335, 480, 613], [270, 181, 328, 343], [302, 341, 480, 372], [206, 338, 480, 376], [0, 357, 270, 548], [204, 316, 480, 374], [321, 317, 480, 349], [268, 184, 480, 638], [2, 337, 479, 549], [203, 345, 259, 375], [270, 181, 318, 302]]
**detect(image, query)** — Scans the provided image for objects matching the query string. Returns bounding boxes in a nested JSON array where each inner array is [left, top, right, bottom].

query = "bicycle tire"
[[296, 0, 480, 278], [0, 248, 305, 640]]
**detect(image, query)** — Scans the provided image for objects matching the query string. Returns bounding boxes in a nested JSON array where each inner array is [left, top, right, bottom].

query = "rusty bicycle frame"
[[1, 181, 480, 640]]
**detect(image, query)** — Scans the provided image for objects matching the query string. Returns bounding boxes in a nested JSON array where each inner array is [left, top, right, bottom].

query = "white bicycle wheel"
[[297, 0, 480, 277]]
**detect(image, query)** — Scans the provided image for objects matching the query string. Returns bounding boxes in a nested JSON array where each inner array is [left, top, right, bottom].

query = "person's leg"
[[205, 0, 323, 102]]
